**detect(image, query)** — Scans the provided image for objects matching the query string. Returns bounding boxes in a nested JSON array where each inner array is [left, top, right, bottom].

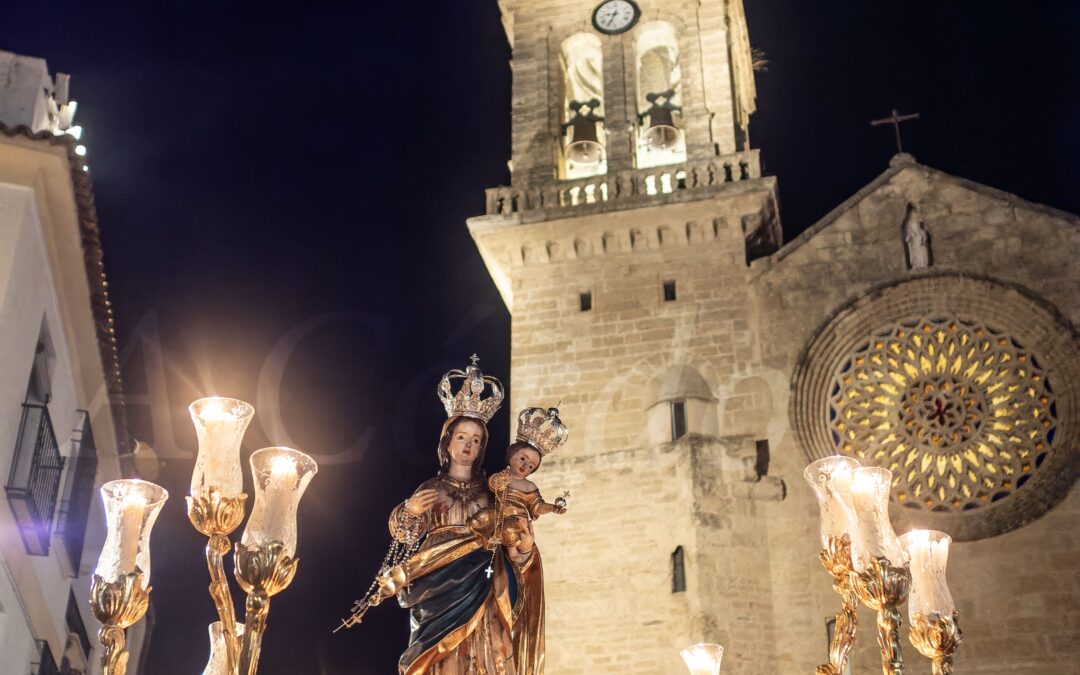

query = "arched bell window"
[[560, 33, 607, 179], [634, 21, 686, 168]]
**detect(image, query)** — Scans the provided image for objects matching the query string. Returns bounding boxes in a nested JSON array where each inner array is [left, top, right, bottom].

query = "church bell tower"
[[469, 1, 785, 672]]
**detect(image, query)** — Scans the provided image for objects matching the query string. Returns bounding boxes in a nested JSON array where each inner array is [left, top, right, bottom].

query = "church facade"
[[468, 2, 1080, 673]]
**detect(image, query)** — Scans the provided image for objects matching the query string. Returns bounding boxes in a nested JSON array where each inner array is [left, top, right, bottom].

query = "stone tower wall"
[[470, 181, 784, 672]]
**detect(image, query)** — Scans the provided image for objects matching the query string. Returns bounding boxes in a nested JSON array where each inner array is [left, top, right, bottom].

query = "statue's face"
[[447, 420, 485, 467], [508, 446, 542, 478]]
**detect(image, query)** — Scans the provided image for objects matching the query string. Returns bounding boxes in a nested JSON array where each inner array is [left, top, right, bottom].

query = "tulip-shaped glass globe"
[[803, 456, 861, 548], [189, 397, 254, 498], [241, 447, 318, 556], [95, 479, 169, 587], [832, 466, 905, 571], [899, 530, 955, 621]]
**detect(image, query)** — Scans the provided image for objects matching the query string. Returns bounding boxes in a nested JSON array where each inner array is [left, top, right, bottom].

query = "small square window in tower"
[[670, 400, 687, 441], [663, 280, 677, 302], [579, 291, 593, 312]]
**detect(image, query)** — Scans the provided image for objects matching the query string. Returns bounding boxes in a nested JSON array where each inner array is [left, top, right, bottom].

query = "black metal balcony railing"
[[56, 412, 98, 575], [6, 403, 65, 556]]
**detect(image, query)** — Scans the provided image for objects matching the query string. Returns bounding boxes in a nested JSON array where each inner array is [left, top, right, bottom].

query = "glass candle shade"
[[803, 456, 861, 548], [899, 529, 955, 621], [681, 643, 724, 675], [832, 467, 905, 572], [202, 621, 244, 675], [241, 447, 318, 556], [189, 397, 254, 498], [94, 479, 168, 587]]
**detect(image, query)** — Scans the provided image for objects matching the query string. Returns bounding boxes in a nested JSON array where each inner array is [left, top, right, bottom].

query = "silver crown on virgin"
[[516, 406, 569, 457], [437, 354, 505, 424]]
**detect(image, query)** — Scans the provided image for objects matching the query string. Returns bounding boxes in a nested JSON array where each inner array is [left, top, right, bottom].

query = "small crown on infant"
[[515, 406, 569, 457]]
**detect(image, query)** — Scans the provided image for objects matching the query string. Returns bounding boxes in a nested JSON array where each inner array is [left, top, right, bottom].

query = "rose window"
[[827, 316, 1057, 512]]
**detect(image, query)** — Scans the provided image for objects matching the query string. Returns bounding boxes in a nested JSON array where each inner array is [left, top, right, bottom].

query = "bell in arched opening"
[[641, 89, 682, 151], [634, 21, 687, 168], [560, 33, 607, 177], [563, 98, 605, 166]]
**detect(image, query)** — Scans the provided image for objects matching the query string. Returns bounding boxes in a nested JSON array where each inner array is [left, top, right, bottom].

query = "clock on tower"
[[592, 0, 640, 35]]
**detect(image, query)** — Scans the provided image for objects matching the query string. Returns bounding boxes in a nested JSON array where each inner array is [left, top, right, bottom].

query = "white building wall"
[[0, 184, 102, 673]]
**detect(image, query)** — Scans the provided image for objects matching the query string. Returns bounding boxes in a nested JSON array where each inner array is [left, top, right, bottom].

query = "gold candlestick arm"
[[89, 572, 151, 675], [235, 541, 299, 675], [852, 556, 911, 675], [816, 535, 859, 675], [188, 489, 248, 674], [909, 612, 962, 675]]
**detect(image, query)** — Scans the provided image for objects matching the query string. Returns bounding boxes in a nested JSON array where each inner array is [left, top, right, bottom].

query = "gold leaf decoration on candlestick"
[[852, 556, 912, 675], [909, 612, 962, 675], [187, 488, 248, 536], [90, 572, 151, 675], [815, 534, 859, 675], [235, 540, 300, 596], [235, 541, 300, 675]]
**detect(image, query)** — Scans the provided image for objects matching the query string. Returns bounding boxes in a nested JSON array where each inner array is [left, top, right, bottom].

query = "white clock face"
[[593, 0, 639, 35]]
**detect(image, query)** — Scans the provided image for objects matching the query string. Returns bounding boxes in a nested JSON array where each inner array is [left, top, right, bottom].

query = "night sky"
[[2, 1, 1078, 673]]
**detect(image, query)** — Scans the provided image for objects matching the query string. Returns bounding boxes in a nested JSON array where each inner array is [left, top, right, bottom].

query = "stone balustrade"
[[484, 149, 762, 216]]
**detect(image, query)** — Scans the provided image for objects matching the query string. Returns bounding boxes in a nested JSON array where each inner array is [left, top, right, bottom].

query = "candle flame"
[[196, 397, 232, 421], [906, 529, 930, 547], [121, 490, 148, 509], [270, 455, 297, 478]]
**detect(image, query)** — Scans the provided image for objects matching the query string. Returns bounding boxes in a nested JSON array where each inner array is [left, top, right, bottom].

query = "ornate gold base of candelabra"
[[815, 535, 858, 675], [187, 489, 248, 674], [89, 572, 151, 675], [852, 557, 911, 675], [910, 611, 962, 675], [235, 541, 299, 675]]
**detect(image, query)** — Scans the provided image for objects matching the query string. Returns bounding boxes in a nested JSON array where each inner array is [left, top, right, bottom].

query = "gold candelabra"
[[90, 397, 318, 675], [816, 534, 859, 675], [805, 459, 962, 675], [187, 486, 248, 671], [851, 555, 911, 675], [89, 571, 150, 675]]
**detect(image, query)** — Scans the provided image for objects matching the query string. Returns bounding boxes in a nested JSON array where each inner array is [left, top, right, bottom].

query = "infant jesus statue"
[[487, 406, 570, 560]]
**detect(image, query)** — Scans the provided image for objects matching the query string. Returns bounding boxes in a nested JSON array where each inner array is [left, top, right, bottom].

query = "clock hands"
[[595, 0, 637, 33]]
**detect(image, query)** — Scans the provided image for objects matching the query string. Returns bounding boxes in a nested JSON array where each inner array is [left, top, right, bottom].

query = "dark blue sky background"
[[2, 1, 1077, 672]]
